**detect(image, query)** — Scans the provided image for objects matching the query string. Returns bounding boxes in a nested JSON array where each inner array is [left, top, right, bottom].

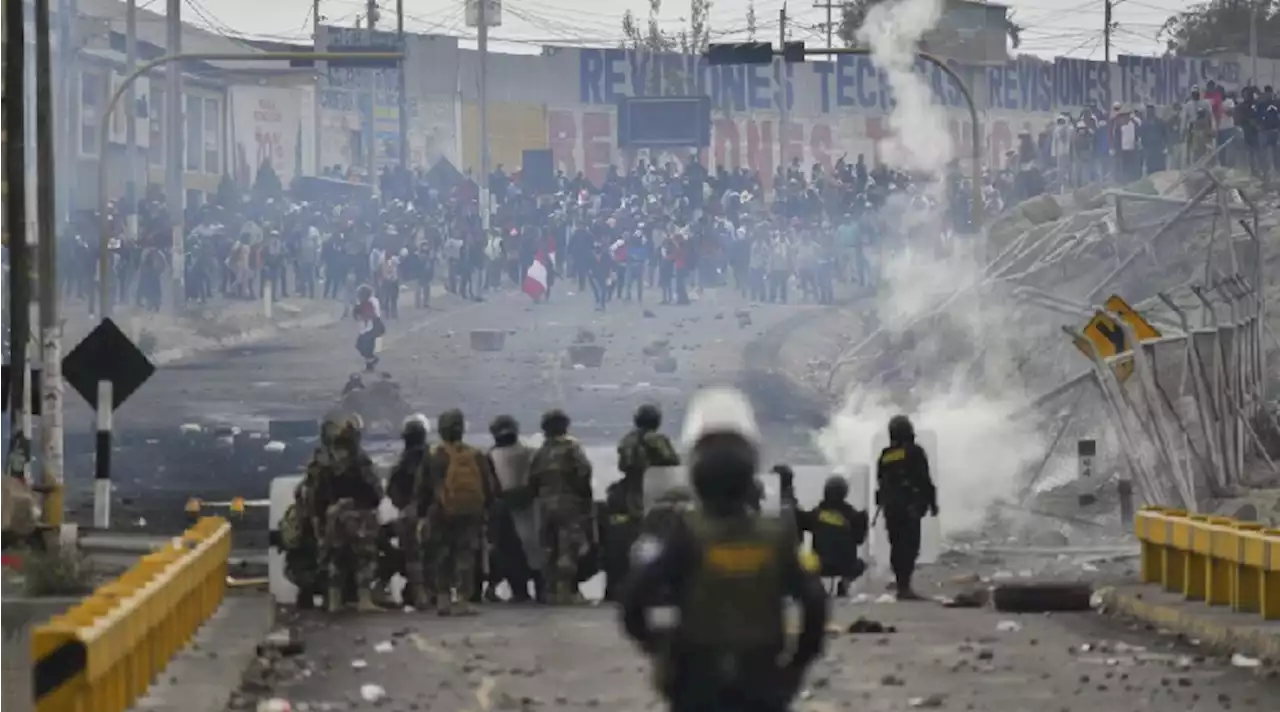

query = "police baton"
[[870, 505, 881, 527]]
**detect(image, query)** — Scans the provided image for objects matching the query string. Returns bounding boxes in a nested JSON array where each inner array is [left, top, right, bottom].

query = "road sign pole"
[[1117, 479, 1134, 528], [94, 381, 113, 529]]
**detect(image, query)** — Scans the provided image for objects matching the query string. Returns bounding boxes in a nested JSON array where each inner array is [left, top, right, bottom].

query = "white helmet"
[[680, 387, 760, 450]]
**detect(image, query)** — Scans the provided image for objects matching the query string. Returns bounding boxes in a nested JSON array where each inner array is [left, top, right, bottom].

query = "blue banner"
[[1116, 55, 1243, 107]]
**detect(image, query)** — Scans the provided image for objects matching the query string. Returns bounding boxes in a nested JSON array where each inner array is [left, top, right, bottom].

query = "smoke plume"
[[817, 0, 1051, 536], [856, 0, 955, 174]]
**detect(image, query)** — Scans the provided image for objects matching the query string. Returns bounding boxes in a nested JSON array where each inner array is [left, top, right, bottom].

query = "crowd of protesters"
[[1017, 81, 1280, 194], [56, 151, 974, 320], [54, 80, 1280, 321]]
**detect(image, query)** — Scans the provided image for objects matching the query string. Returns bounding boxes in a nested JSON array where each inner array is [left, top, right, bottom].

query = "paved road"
[[58, 284, 836, 529], [236, 595, 1278, 711]]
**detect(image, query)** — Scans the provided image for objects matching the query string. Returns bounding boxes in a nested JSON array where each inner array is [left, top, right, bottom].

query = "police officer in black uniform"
[[875, 414, 938, 601], [800, 476, 868, 598], [619, 388, 828, 712]]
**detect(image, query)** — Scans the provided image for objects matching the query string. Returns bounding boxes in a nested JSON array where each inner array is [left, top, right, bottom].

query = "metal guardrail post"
[[1134, 507, 1280, 622], [28, 517, 232, 712]]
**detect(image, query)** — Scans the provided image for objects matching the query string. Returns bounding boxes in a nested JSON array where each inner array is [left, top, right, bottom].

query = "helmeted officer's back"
[[875, 414, 937, 600], [619, 387, 827, 712]]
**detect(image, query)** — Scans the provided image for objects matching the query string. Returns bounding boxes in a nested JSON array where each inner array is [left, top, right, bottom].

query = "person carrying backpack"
[[422, 408, 497, 616]]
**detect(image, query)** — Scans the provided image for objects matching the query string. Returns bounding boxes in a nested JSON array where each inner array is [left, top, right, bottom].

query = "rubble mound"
[[334, 373, 412, 433]]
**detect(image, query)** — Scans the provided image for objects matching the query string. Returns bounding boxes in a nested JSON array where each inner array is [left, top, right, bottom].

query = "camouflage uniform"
[[529, 410, 594, 604], [388, 419, 431, 608], [617, 428, 681, 515], [422, 409, 494, 616], [313, 419, 384, 612], [285, 417, 342, 607]]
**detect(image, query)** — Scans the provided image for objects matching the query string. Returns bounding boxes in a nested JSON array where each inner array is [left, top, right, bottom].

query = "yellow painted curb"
[[1100, 586, 1280, 662]]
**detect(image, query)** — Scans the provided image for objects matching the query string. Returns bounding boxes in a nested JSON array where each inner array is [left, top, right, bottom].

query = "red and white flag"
[[522, 249, 551, 301]]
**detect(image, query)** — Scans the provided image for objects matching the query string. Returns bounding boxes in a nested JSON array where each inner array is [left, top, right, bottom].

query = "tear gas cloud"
[[855, 0, 954, 175], [817, 0, 1051, 535]]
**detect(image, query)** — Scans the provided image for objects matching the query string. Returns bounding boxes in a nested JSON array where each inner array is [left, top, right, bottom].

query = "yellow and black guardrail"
[[30, 517, 232, 712], [1135, 506, 1280, 620]]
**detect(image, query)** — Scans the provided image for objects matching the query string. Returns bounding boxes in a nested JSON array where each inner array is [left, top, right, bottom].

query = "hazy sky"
[[146, 0, 1189, 59]]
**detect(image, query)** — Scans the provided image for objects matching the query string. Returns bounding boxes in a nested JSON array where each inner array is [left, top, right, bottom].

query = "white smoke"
[[816, 0, 1049, 536], [856, 0, 955, 174]]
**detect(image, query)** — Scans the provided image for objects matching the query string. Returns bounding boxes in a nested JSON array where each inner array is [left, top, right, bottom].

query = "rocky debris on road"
[[331, 372, 411, 433], [470, 329, 507, 352], [846, 617, 897, 634], [565, 343, 606, 368]]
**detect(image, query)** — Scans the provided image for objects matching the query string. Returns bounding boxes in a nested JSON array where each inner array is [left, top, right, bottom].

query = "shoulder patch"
[[880, 448, 906, 464], [799, 548, 821, 574], [630, 534, 664, 567]]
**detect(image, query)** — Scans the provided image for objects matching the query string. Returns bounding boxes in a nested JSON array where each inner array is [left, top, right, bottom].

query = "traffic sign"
[[62, 318, 156, 411], [1071, 294, 1161, 383]]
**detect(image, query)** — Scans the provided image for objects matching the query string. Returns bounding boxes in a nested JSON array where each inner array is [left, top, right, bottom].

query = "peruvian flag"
[[522, 248, 552, 301]]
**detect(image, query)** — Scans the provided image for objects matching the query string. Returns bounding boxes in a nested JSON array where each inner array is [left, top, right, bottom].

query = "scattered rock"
[[641, 340, 671, 357], [653, 356, 678, 374], [909, 694, 946, 708], [469, 330, 507, 352], [880, 674, 905, 686], [566, 344, 606, 368], [847, 617, 896, 634], [573, 328, 596, 344]]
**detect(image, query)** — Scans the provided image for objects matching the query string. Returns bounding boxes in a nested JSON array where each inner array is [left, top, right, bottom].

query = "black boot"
[[532, 572, 547, 604], [895, 572, 923, 601]]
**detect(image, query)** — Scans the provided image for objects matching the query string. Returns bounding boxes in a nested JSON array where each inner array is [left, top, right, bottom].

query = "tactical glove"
[[928, 503, 939, 517]]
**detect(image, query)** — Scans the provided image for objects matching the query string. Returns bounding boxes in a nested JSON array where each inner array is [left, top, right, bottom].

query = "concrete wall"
[[394, 43, 1280, 190]]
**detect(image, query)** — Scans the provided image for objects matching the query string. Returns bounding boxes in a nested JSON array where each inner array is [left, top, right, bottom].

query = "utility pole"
[[779, 6, 788, 169], [396, 0, 409, 170], [313, 0, 324, 175], [5, 0, 32, 475], [165, 0, 185, 315], [365, 0, 379, 187], [1249, 0, 1259, 85], [57, 0, 76, 226], [477, 0, 492, 231], [1103, 0, 1112, 65], [125, 0, 140, 240], [814, 1, 836, 57], [36, 0, 67, 529]]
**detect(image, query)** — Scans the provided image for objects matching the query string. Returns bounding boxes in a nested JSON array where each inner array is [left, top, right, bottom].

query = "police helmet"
[[540, 409, 571, 437], [888, 414, 915, 443], [680, 387, 761, 450], [335, 414, 363, 446], [489, 414, 519, 439], [437, 409, 466, 441], [633, 403, 662, 431], [681, 388, 761, 514], [320, 413, 344, 444], [823, 475, 850, 502], [402, 413, 429, 443]]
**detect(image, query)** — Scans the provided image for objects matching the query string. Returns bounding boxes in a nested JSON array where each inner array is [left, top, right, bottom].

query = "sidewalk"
[[1099, 582, 1280, 661], [60, 296, 346, 366]]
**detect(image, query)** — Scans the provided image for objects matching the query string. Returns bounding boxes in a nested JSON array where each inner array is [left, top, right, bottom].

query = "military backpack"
[[279, 503, 305, 551], [437, 442, 486, 516]]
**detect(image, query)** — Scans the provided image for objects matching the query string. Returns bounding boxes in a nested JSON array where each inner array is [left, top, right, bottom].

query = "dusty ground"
[[229, 588, 1278, 712]]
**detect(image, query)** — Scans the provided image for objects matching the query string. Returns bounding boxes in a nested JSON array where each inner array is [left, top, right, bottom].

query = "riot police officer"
[[875, 414, 937, 601], [619, 387, 828, 712]]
